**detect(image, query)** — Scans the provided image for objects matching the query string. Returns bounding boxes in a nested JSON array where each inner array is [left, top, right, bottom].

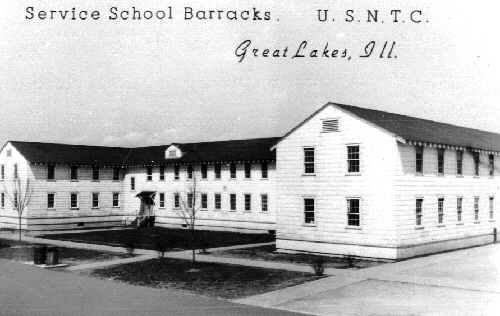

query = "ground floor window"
[[416, 198, 423, 226], [244, 194, 251, 211], [187, 193, 193, 209], [261, 194, 268, 212], [230, 194, 236, 211], [437, 198, 444, 224], [474, 196, 480, 221], [70, 193, 78, 209], [173, 193, 180, 209], [159, 193, 165, 208], [92, 193, 99, 209], [489, 196, 494, 219], [201, 193, 208, 209], [113, 192, 120, 208], [214, 193, 221, 210], [47, 193, 55, 209], [457, 197, 463, 222], [347, 198, 360, 226], [304, 198, 315, 224], [1, 192, 4, 208]]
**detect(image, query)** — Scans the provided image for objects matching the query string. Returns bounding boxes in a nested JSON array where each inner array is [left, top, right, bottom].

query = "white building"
[[0, 103, 498, 259]]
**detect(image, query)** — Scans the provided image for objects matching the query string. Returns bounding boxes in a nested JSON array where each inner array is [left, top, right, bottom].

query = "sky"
[[0, 0, 499, 147]]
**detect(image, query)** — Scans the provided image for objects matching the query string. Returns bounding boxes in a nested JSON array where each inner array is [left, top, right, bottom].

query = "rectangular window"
[[416, 146, 423, 173], [456, 150, 463, 175], [474, 196, 479, 221], [201, 193, 208, 209], [261, 194, 268, 212], [174, 165, 180, 180], [230, 194, 237, 211], [457, 197, 463, 222], [113, 167, 120, 181], [416, 198, 423, 226], [214, 163, 221, 179], [261, 162, 268, 179], [437, 148, 444, 175], [347, 198, 360, 226], [0, 165, 4, 180], [70, 193, 78, 209], [244, 194, 251, 211], [174, 193, 180, 209], [347, 145, 360, 173], [304, 198, 315, 224], [13, 193, 18, 209], [47, 193, 55, 209], [92, 192, 99, 208], [187, 193, 193, 209], [474, 152, 480, 176], [159, 193, 165, 208], [214, 193, 221, 210], [1, 192, 4, 208], [489, 196, 494, 219], [489, 154, 494, 176], [47, 165, 55, 180], [70, 166, 78, 180], [13, 164, 18, 179], [304, 147, 315, 174], [437, 198, 444, 224], [92, 166, 99, 181], [146, 166, 153, 181], [112, 193, 120, 207], [159, 166, 165, 181], [130, 177, 135, 191], [230, 163, 237, 179], [201, 164, 208, 179], [244, 163, 251, 178], [187, 165, 193, 179]]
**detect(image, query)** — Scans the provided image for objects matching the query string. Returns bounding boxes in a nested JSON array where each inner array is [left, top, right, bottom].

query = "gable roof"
[[6, 137, 279, 166]]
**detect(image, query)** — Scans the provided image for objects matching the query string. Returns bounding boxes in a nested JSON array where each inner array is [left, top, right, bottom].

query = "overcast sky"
[[1, 0, 499, 147]]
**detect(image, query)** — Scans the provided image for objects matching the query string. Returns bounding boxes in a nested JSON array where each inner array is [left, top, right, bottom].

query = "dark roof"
[[7, 137, 279, 166], [335, 103, 500, 152]]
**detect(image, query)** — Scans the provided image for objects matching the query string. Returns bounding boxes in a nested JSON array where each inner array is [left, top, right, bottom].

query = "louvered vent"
[[322, 119, 339, 132]]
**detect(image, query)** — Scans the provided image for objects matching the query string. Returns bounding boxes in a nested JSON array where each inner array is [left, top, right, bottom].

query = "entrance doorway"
[[136, 191, 156, 227]]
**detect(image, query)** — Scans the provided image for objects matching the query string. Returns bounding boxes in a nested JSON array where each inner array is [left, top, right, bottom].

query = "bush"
[[311, 257, 325, 276]]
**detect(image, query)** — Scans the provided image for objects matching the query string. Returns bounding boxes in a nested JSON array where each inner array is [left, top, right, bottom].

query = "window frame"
[[214, 193, 222, 210], [415, 146, 424, 174], [174, 165, 180, 180], [70, 192, 79, 210], [112, 192, 120, 208], [230, 193, 237, 211], [415, 198, 424, 227], [214, 163, 222, 179], [159, 192, 165, 209], [230, 163, 237, 179], [346, 145, 360, 174], [437, 197, 444, 224], [457, 196, 463, 222], [47, 164, 56, 181], [456, 150, 463, 176], [47, 193, 55, 209], [173, 193, 180, 209], [437, 148, 445, 175], [346, 198, 361, 227], [488, 154, 495, 177], [159, 166, 165, 181], [303, 197, 315, 225], [261, 162, 268, 179], [91, 192, 100, 209], [474, 196, 480, 221], [130, 177, 135, 191], [0, 192, 4, 208], [473, 152, 480, 176], [146, 166, 153, 181], [0, 165, 4, 180], [489, 196, 494, 220], [303, 147, 315, 175], [261, 194, 268, 212], [201, 193, 208, 210], [244, 193, 251, 211]]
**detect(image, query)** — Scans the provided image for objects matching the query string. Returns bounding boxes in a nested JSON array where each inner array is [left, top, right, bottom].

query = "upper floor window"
[[92, 192, 99, 208], [473, 152, 480, 176], [304, 198, 315, 224], [174, 165, 180, 180], [187, 165, 193, 179], [261, 194, 268, 212], [416, 146, 424, 173], [113, 192, 120, 207], [201, 164, 208, 179], [303, 147, 315, 174], [92, 166, 99, 181], [159, 193, 165, 208], [159, 166, 165, 181], [457, 197, 463, 221], [230, 163, 237, 179], [244, 194, 251, 211], [201, 193, 208, 209], [261, 162, 268, 179], [416, 198, 423, 226], [70, 166, 78, 181], [1, 192, 4, 208], [456, 150, 463, 175], [146, 166, 153, 181], [230, 193, 237, 211], [0, 165, 4, 180], [47, 193, 55, 209], [489, 196, 494, 219], [437, 198, 444, 224], [437, 148, 444, 175], [488, 154, 494, 176], [47, 164, 55, 180], [347, 145, 360, 173], [13, 164, 18, 179], [347, 198, 360, 226], [474, 196, 480, 221], [244, 163, 251, 179], [214, 163, 221, 179], [113, 167, 120, 181], [130, 177, 135, 191], [6, 149, 11, 157]]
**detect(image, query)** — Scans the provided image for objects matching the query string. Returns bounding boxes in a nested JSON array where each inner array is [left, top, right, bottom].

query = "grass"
[[42, 227, 274, 251], [0, 238, 131, 266], [90, 257, 322, 299], [211, 244, 387, 269]]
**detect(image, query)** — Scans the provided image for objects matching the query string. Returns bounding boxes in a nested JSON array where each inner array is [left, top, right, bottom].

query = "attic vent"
[[322, 119, 339, 132]]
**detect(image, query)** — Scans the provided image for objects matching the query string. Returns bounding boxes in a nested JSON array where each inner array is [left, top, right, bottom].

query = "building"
[[0, 103, 498, 259]]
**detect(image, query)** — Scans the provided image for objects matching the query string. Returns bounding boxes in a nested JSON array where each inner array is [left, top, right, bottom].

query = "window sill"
[[302, 173, 316, 177], [345, 226, 362, 230], [474, 221, 481, 224], [112, 206, 120, 209], [437, 173, 444, 177], [112, 180, 121, 182], [229, 209, 237, 212], [200, 208, 208, 211], [302, 223, 316, 227], [158, 207, 165, 210], [415, 172, 424, 176], [437, 224, 446, 228], [415, 226, 424, 230], [47, 208, 56, 211], [456, 175, 464, 178], [47, 179, 56, 182], [473, 176, 480, 179], [489, 219, 496, 222], [91, 207, 100, 210], [70, 180, 79, 182], [70, 208, 79, 210], [456, 222, 464, 226], [345, 173, 361, 176], [260, 177, 269, 180], [91, 180, 100, 182]]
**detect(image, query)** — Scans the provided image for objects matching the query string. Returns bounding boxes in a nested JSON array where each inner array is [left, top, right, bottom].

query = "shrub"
[[311, 257, 325, 276]]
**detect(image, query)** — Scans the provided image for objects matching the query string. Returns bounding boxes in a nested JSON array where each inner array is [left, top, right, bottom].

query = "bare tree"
[[175, 175, 200, 271], [2, 176, 33, 240]]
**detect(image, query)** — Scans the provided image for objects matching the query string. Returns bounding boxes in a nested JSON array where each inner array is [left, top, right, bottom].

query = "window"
[[146, 166, 153, 181], [92, 166, 99, 181], [92, 193, 99, 208], [13, 164, 18, 179], [230, 194, 237, 211], [347, 198, 360, 226], [70, 193, 78, 209], [174, 193, 180, 209], [187, 165, 193, 179], [6, 149, 11, 157], [214, 163, 221, 179], [322, 118, 339, 132], [416, 198, 423, 226], [113, 167, 120, 181], [112, 193, 120, 207], [304, 198, 315, 224], [13, 193, 18, 209], [416, 146, 423, 173], [0, 165, 4, 180], [347, 145, 360, 173], [230, 163, 236, 179], [159, 193, 165, 208], [457, 197, 463, 222], [130, 177, 135, 191], [47, 165, 55, 180], [489, 154, 494, 176], [70, 166, 78, 180], [261, 194, 268, 212], [201, 193, 208, 209], [244, 163, 251, 179], [159, 166, 165, 181], [474, 196, 479, 221], [304, 147, 315, 174], [1, 192, 4, 208], [201, 164, 208, 179], [437, 148, 444, 175], [261, 162, 268, 179], [47, 193, 55, 209], [214, 193, 221, 210], [187, 193, 193, 209], [473, 152, 480, 176], [456, 150, 463, 175], [437, 198, 444, 224], [174, 165, 180, 180], [489, 196, 494, 219], [244, 194, 251, 211]]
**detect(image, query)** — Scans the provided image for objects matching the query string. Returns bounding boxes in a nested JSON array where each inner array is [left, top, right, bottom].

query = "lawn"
[[42, 227, 274, 251], [89, 257, 322, 299], [211, 244, 387, 269], [0, 238, 131, 266]]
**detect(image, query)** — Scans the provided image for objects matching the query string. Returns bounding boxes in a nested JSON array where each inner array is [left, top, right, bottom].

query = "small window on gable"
[[322, 119, 339, 133], [6, 149, 11, 157], [168, 150, 177, 158]]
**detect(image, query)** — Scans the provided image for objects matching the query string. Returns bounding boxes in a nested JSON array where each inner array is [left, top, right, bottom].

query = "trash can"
[[33, 246, 47, 265], [46, 247, 60, 265]]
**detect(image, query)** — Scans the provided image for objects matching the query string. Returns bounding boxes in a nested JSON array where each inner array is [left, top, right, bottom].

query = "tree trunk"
[[18, 213, 22, 241], [191, 226, 196, 269]]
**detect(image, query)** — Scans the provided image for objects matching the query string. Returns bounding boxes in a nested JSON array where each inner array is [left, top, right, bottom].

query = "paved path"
[[235, 243, 500, 316]]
